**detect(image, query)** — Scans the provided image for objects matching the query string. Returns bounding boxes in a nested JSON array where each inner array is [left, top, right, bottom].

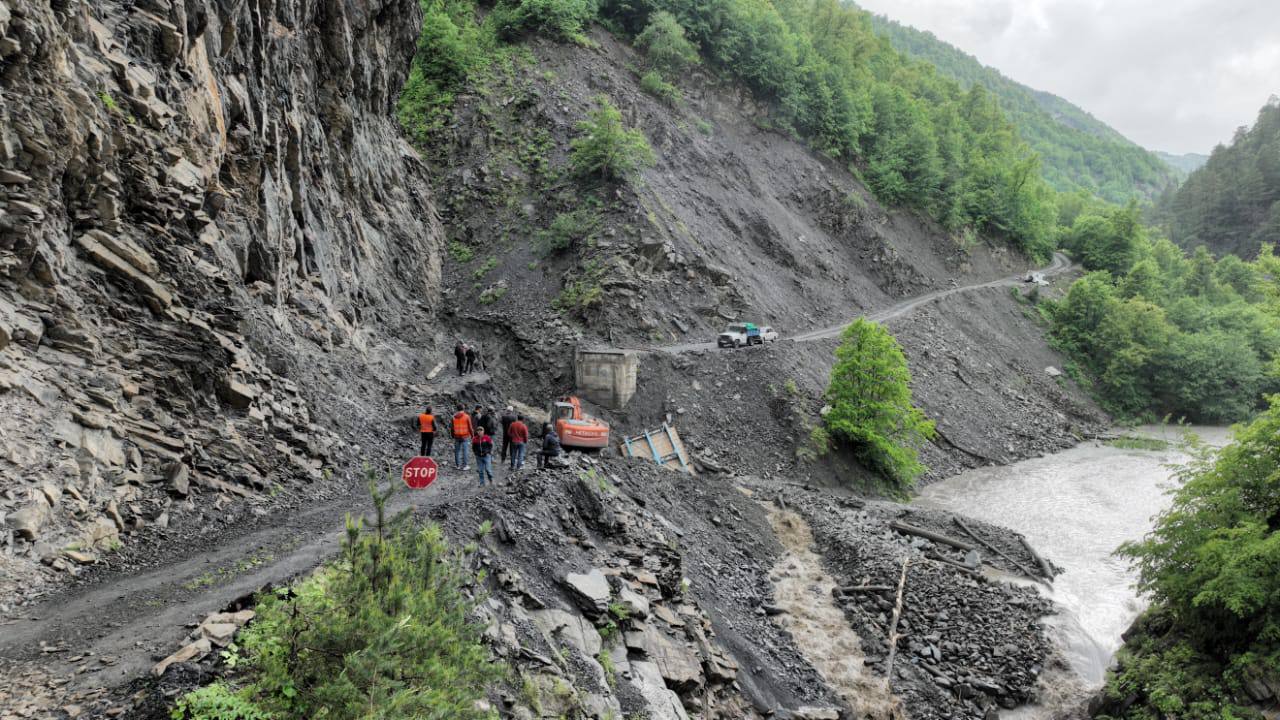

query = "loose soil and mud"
[[2, 0, 1111, 718]]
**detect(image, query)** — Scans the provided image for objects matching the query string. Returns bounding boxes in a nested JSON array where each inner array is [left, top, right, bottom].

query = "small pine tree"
[[823, 319, 936, 489], [570, 95, 655, 182], [174, 473, 501, 720]]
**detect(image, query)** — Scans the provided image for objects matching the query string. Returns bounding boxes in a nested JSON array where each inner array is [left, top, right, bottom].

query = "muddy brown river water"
[[915, 425, 1232, 712]]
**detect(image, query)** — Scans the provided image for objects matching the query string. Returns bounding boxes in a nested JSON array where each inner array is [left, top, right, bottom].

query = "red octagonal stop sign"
[[402, 456, 438, 490]]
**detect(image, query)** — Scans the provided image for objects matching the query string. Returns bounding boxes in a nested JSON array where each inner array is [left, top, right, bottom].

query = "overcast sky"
[[855, 0, 1280, 155]]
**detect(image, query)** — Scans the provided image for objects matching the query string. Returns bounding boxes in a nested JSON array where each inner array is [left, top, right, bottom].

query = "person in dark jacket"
[[454, 342, 466, 375], [472, 405, 486, 437], [481, 405, 499, 436], [464, 345, 477, 373], [499, 406, 518, 461], [472, 428, 494, 485], [538, 423, 562, 470]]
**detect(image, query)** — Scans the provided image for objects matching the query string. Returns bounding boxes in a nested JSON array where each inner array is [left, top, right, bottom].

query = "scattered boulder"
[[564, 568, 611, 615], [8, 503, 47, 541]]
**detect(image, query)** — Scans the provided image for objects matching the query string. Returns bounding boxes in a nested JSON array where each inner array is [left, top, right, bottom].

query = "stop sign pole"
[[402, 456, 438, 490]]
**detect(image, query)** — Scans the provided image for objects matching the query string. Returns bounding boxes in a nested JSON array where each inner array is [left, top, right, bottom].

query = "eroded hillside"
[[1, 1, 1111, 719]]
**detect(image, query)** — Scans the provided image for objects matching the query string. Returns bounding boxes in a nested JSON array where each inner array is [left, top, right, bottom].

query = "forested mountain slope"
[[1155, 97, 1280, 258], [866, 13, 1181, 203]]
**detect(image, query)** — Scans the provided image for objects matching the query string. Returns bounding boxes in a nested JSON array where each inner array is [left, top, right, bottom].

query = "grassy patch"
[[1107, 435, 1171, 451]]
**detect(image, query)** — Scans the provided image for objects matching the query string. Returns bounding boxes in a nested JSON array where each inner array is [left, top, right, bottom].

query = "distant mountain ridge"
[[865, 12, 1181, 204], [1155, 151, 1210, 175]]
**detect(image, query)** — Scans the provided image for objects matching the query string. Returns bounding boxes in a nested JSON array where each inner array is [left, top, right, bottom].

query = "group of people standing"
[[454, 341, 483, 375], [415, 404, 563, 486]]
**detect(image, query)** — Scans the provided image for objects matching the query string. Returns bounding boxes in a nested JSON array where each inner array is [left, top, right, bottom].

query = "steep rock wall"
[[0, 0, 441, 601]]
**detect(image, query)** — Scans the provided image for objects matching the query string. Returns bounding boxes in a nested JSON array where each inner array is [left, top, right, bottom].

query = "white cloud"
[[854, 0, 1280, 154]]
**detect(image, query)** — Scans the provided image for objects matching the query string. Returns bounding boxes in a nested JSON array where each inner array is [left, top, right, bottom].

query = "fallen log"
[[890, 520, 976, 552], [924, 552, 984, 578], [838, 584, 894, 594], [1019, 535, 1056, 579], [884, 556, 911, 693], [953, 517, 1045, 584]]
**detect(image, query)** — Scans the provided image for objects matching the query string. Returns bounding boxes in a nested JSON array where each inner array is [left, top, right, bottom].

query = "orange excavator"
[[551, 396, 610, 449]]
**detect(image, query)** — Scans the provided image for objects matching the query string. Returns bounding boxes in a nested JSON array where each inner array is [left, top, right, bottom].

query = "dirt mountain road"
[[659, 252, 1072, 353]]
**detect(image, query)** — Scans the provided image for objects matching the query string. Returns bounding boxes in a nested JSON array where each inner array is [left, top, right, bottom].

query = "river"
[[915, 425, 1232, 707]]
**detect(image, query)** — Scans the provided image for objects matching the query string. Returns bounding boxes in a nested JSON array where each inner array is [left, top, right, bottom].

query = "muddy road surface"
[[659, 252, 1072, 353]]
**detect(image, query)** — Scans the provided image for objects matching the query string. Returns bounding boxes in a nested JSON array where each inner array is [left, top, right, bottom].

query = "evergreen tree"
[[823, 319, 936, 489], [570, 95, 656, 181], [634, 10, 698, 75]]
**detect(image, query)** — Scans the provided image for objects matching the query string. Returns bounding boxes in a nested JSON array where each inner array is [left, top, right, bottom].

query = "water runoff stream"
[[915, 425, 1232, 715]]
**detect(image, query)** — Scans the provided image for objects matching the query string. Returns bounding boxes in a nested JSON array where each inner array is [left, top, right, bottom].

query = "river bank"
[[916, 425, 1234, 716]]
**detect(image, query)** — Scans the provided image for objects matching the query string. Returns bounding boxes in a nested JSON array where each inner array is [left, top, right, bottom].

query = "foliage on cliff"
[[399, 0, 1063, 259], [172, 478, 499, 720], [1154, 97, 1280, 259], [1099, 405, 1280, 719], [823, 319, 936, 489], [867, 14, 1179, 204], [1049, 201, 1280, 422]]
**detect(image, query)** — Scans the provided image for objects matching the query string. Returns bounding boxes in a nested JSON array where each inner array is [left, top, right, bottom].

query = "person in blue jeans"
[[473, 429, 495, 485], [507, 415, 529, 471]]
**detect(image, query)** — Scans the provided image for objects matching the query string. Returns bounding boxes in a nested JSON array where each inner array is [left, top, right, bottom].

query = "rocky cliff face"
[[0, 0, 442, 601]]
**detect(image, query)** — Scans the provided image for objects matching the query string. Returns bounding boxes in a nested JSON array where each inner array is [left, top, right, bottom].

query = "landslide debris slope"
[[0, 1, 1108, 719], [422, 28, 1106, 474], [0, 0, 445, 607]]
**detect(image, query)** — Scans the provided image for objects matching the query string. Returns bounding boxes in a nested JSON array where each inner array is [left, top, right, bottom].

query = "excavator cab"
[[551, 396, 610, 449]]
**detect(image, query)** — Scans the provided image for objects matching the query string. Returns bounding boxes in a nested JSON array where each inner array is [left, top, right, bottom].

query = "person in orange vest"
[[416, 406, 435, 457], [451, 405, 474, 470]]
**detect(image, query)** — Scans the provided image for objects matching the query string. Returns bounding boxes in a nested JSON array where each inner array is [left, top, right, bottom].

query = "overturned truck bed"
[[619, 424, 695, 475]]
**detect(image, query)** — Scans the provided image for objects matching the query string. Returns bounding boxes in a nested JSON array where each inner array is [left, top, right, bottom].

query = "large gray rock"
[[7, 503, 47, 541], [617, 586, 650, 619], [531, 608, 602, 657], [564, 568, 611, 615], [624, 621, 703, 691], [629, 660, 690, 720]]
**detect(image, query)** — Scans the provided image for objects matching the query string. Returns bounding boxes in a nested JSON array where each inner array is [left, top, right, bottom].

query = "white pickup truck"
[[717, 323, 779, 348]]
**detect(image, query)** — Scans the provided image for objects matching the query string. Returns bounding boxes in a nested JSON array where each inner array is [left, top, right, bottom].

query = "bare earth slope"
[[1, 6, 1108, 720]]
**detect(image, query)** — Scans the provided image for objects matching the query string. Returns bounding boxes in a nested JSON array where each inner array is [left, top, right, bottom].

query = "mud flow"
[[767, 507, 903, 720]]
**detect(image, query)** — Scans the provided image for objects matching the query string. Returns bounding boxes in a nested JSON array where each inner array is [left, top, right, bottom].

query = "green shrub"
[[491, 0, 598, 42], [171, 683, 271, 720], [479, 285, 508, 304], [448, 240, 476, 263], [695, 118, 714, 136], [536, 208, 600, 254], [472, 255, 498, 279], [634, 10, 698, 75], [570, 95, 655, 182], [556, 280, 604, 310], [173, 475, 501, 720], [823, 319, 935, 488], [1100, 401, 1280, 718], [639, 70, 680, 105]]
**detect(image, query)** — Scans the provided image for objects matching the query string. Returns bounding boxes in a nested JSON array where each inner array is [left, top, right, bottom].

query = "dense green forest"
[[402, 0, 1063, 259], [1098, 405, 1280, 719], [865, 14, 1180, 204], [1154, 97, 1280, 259], [1048, 199, 1280, 423]]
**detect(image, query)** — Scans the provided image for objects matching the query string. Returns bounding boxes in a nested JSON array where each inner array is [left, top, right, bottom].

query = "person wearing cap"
[[499, 405, 518, 461]]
